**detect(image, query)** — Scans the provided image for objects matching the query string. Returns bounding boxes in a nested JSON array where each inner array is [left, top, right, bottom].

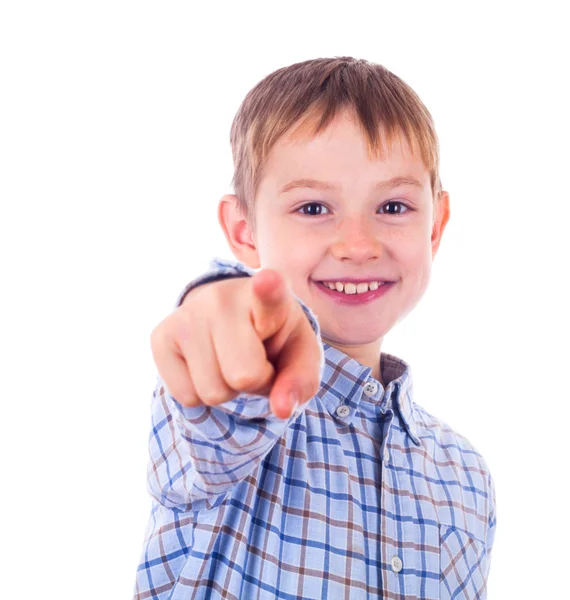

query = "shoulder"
[[412, 402, 494, 492], [414, 403, 488, 460]]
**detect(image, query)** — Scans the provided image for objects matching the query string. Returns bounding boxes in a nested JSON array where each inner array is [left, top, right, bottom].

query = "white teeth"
[[322, 281, 385, 294]]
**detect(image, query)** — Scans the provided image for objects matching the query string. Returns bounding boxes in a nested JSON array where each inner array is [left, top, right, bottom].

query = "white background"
[[1, 1, 568, 598]]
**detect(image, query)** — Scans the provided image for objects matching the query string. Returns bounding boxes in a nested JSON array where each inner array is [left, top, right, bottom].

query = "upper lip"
[[316, 278, 394, 284]]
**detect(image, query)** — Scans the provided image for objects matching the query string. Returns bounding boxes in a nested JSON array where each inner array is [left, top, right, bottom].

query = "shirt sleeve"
[[147, 257, 325, 512]]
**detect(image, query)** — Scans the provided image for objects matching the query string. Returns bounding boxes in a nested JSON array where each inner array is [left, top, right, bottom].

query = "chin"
[[322, 330, 385, 347]]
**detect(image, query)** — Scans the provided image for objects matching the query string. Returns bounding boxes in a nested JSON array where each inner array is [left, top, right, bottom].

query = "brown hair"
[[229, 56, 442, 231]]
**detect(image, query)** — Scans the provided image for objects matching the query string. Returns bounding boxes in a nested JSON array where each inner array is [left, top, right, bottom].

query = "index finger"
[[267, 316, 322, 419], [250, 269, 294, 341]]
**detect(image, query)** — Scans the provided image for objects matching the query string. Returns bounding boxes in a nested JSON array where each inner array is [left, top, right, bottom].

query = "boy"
[[134, 57, 496, 599]]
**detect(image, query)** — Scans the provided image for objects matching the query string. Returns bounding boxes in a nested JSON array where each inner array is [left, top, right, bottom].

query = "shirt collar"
[[317, 341, 421, 446]]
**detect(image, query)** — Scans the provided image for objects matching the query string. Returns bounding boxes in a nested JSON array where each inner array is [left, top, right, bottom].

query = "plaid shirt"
[[134, 258, 496, 599]]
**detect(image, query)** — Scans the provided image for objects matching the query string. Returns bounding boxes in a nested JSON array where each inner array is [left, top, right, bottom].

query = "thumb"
[[250, 269, 294, 341]]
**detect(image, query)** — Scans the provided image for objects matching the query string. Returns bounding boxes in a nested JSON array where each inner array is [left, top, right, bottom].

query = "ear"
[[431, 190, 450, 259], [217, 194, 261, 269]]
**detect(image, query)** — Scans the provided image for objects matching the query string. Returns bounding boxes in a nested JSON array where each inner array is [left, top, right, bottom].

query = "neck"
[[322, 336, 384, 386]]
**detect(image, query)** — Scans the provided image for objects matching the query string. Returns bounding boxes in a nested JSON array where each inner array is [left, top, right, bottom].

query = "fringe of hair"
[[230, 56, 442, 229]]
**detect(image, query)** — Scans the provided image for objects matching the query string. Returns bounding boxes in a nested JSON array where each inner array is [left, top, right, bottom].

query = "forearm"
[[174, 257, 255, 309], [147, 378, 297, 510], [147, 257, 324, 510]]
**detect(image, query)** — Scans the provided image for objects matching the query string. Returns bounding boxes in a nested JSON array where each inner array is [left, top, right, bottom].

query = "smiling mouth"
[[315, 281, 394, 297], [314, 280, 391, 294]]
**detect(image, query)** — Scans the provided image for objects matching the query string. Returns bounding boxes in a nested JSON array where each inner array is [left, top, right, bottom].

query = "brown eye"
[[297, 202, 330, 216], [379, 201, 410, 215]]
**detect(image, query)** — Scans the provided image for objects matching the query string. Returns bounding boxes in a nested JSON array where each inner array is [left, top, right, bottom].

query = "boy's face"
[[221, 109, 450, 369]]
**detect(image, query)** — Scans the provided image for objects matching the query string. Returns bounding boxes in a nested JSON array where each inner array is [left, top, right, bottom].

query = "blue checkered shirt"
[[134, 258, 496, 599]]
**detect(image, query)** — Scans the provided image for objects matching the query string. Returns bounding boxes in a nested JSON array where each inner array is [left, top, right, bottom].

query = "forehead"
[[260, 110, 430, 191]]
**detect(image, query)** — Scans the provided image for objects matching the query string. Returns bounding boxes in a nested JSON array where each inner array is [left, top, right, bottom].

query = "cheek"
[[398, 239, 433, 287], [260, 221, 319, 261], [398, 227, 432, 261], [256, 221, 287, 258], [256, 229, 313, 283], [412, 256, 433, 297]]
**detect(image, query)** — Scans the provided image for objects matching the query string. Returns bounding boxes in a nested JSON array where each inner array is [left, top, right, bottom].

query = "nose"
[[329, 217, 383, 263]]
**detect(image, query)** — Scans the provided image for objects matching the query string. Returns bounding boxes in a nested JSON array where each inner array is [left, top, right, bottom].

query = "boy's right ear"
[[217, 194, 261, 269]]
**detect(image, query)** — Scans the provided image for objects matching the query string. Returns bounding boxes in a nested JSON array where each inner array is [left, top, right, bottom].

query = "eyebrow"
[[279, 176, 424, 195]]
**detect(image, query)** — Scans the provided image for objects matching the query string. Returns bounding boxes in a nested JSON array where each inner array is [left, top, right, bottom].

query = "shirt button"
[[336, 405, 350, 418], [383, 448, 390, 462], [391, 556, 403, 573], [363, 381, 379, 397]]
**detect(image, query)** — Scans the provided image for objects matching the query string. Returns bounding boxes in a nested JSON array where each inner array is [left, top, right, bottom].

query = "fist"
[[150, 269, 322, 419]]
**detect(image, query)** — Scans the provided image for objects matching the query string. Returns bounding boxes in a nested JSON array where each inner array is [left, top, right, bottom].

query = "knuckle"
[[171, 389, 195, 407], [201, 388, 231, 406], [171, 314, 194, 344], [226, 369, 259, 392], [150, 323, 165, 347], [209, 283, 234, 310]]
